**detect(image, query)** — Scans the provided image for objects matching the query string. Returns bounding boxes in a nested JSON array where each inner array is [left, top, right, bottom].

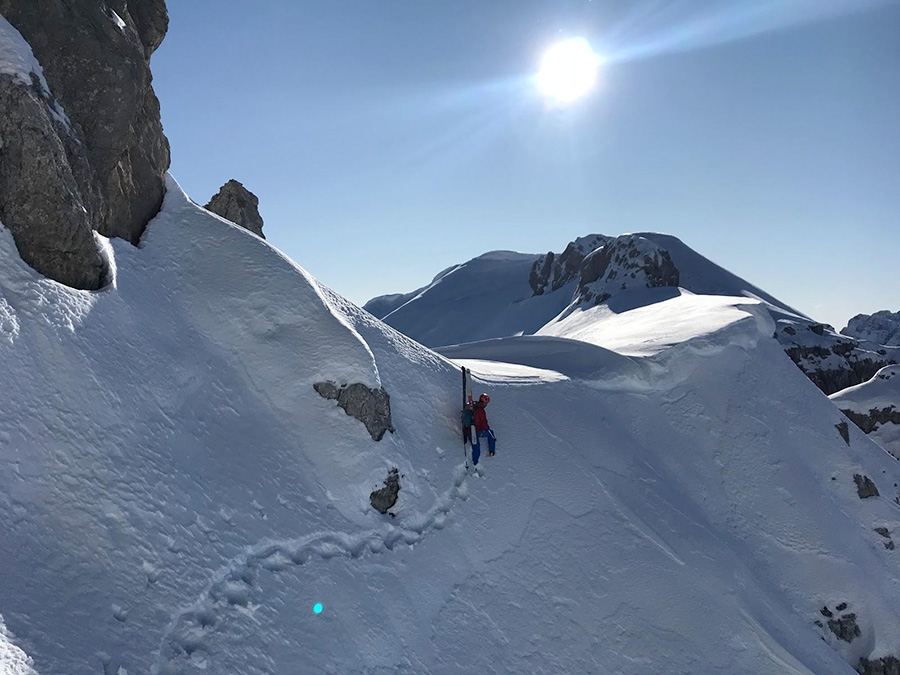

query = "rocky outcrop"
[[829, 613, 861, 642], [0, 28, 104, 289], [576, 234, 679, 306], [841, 407, 900, 435], [529, 234, 609, 296], [777, 320, 898, 396], [858, 656, 900, 675], [874, 527, 895, 550], [815, 603, 861, 643], [836, 421, 850, 445], [314, 382, 395, 441], [854, 474, 879, 499], [0, 0, 171, 246], [831, 366, 900, 458], [843, 311, 900, 347], [205, 180, 265, 239], [369, 467, 400, 514]]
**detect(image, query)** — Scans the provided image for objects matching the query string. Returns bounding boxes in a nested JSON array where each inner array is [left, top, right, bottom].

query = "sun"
[[535, 38, 602, 104]]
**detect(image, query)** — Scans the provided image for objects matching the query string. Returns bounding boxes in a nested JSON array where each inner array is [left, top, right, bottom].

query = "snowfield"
[[1, 177, 900, 674]]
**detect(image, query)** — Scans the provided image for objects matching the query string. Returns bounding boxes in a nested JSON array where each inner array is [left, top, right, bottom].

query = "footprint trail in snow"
[[152, 463, 473, 674]]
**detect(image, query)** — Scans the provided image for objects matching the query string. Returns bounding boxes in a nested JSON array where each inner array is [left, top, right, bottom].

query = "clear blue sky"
[[152, 0, 899, 330]]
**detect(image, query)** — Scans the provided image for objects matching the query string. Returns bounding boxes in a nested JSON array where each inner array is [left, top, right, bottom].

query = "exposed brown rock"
[[314, 382, 395, 441]]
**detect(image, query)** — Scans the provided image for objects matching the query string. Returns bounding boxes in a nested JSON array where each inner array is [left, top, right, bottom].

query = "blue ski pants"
[[472, 429, 496, 465]]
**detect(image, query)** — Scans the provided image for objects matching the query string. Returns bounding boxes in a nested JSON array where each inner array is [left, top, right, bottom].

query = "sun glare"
[[536, 38, 602, 104]]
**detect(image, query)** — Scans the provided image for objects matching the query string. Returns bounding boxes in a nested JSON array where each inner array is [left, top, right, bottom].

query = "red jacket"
[[474, 402, 490, 433]]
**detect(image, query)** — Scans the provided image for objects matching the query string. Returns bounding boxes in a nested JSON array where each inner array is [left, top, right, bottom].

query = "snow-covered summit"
[[367, 231, 807, 349]]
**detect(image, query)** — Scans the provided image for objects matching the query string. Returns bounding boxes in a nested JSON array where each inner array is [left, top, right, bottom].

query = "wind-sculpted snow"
[[0, 617, 38, 675], [2, 181, 900, 674]]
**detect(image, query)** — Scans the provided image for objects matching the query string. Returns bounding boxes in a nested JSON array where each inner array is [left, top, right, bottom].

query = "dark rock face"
[[314, 382, 395, 441], [843, 311, 900, 347], [576, 234, 680, 306], [205, 180, 265, 239], [369, 467, 400, 514], [858, 656, 900, 675], [0, 66, 104, 289], [841, 407, 900, 435], [0, 0, 171, 245], [854, 474, 879, 499], [777, 321, 898, 396], [529, 234, 609, 296], [828, 613, 861, 642], [836, 421, 850, 445], [874, 527, 895, 549]]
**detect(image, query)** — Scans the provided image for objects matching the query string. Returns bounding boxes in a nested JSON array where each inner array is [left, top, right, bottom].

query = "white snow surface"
[[0, 15, 49, 90], [0, 15, 70, 128], [0, 617, 38, 675], [537, 288, 770, 356], [2, 180, 900, 674]]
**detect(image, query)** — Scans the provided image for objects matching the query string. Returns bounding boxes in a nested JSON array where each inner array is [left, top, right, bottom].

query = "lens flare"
[[313, 603, 323, 614], [536, 38, 602, 103]]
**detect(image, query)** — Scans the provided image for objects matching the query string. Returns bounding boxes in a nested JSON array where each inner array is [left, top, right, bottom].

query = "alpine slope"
[[1, 178, 899, 675]]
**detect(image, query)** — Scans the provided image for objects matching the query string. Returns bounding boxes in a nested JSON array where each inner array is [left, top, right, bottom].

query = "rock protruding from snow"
[[853, 474, 879, 499], [0, 18, 104, 289], [829, 613, 862, 643], [836, 421, 851, 445], [314, 382, 395, 441], [842, 311, 900, 347], [831, 365, 900, 459], [369, 467, 401, 514], [842, 408, 900, 435], [0, 0, 171, 245], [576, 234, 679, 306], [529, 234, 610, 296], [858, 656, 900, 675], [204, 180, 265, 239]]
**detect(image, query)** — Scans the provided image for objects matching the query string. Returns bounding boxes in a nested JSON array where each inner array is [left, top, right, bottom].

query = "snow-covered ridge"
[[3, 186, 900, 674], [367, 232, 898, 396]]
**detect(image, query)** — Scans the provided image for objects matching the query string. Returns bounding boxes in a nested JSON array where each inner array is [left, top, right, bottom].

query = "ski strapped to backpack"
[[461, 366, 476, 467]]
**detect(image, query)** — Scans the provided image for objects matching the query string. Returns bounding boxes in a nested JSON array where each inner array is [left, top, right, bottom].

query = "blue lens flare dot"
[[313, 603, 323, 614]]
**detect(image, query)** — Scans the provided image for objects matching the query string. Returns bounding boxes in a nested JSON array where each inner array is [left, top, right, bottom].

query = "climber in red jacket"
[[472, 393, 496, 464]]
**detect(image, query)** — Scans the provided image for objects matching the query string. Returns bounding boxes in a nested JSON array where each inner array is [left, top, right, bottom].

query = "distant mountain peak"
[[842, 310, 900, 347]]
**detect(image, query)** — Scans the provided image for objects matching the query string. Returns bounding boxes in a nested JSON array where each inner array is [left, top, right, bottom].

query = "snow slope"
[[831, 365, 900, 459], [370, 251, 573, 347], [2, 183, 900, 674]]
